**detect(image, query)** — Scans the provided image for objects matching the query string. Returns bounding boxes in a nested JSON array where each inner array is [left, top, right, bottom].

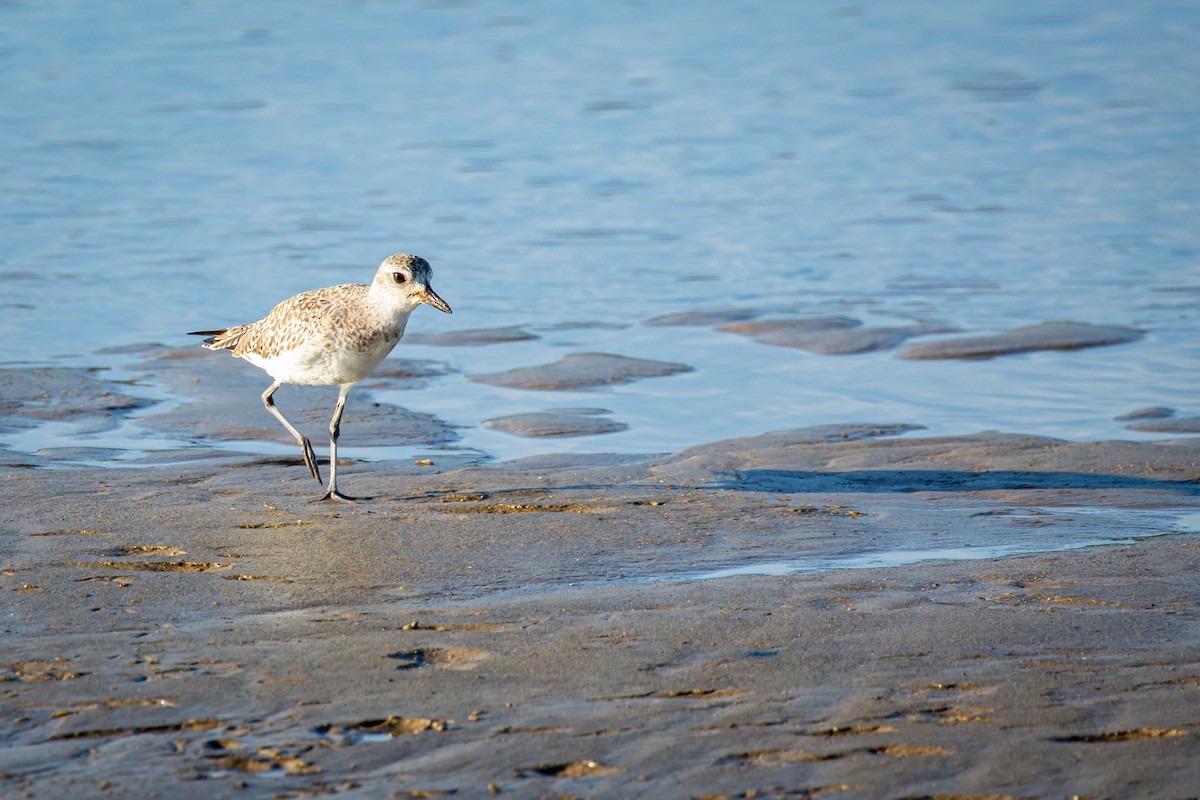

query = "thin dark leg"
[[261, 381, 322, 484], [317, 385, 356, 503]]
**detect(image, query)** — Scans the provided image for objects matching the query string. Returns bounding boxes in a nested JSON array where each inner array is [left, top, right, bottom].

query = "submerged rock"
[[718, 316, 860, 337], [1118, 406, 1200, 434], [1126, 417, 1200, 434], [403, 326, 538, 346], [758, 324, 953, 355], [484, 408, 628, 438], [358, 359, 457, 391], [644, 308, 763, 327], [781, 327, 923, 355], [714, 316, 949, 355], [896, 322, 1144, 360], [1115, 407, 1175, 422], [469, 353, 693, 391]]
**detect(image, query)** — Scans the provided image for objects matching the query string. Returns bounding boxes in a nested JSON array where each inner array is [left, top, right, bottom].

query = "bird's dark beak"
[[420, 286, 452, 314]]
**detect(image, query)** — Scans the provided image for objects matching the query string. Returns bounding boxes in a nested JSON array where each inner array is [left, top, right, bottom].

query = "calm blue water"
[[1, 1, 1198, 463]]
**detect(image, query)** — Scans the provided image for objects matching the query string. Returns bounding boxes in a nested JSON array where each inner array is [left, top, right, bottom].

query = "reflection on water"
[[689, 540, 1130, 581], [682, 508, 1200, 582], [1, 0, 1197, 464]]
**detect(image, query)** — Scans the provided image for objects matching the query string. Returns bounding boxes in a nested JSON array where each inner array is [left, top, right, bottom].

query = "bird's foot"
[[300, 437, 322, 484], [313, 489, 357, 504]]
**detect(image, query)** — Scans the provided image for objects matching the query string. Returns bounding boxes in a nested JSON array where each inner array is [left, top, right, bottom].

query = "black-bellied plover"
[[189, 254, 452, 502]]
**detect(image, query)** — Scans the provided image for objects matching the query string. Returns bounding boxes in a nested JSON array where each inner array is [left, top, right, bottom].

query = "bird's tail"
[[188, 325, 250, 351]]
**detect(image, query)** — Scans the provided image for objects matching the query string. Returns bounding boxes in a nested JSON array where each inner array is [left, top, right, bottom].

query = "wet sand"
[[3, 362, 1199, 798]]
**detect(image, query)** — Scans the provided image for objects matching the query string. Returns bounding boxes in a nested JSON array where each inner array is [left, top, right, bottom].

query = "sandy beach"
[[3, 351, 1198, 799]]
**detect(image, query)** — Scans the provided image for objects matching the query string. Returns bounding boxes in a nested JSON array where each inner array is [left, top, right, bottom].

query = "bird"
[[189, 254, 452, 502]]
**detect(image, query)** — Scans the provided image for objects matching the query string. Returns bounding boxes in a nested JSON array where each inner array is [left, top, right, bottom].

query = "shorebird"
[[189, 254, 451, 502]]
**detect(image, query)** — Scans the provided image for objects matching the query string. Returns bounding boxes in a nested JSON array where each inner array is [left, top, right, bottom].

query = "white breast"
[[244, 337, 399, 386]]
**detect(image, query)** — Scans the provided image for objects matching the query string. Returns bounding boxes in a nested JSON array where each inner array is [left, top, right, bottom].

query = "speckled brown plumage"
[[202, 284, 396, 360]]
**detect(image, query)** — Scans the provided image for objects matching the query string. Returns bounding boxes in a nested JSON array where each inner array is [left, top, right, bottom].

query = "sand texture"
[[3, 418, 1199, 798]]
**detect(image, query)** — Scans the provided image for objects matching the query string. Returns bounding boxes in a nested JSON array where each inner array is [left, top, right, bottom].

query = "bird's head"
[[374, 254, 452, 314]]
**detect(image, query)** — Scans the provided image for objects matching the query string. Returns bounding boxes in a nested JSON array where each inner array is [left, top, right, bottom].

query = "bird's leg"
[[261, 381, 322, 484], [317, 384, 356, 503]]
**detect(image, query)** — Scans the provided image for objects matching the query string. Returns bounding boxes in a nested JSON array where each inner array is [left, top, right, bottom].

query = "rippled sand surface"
[[3, 425, 1199, 797]]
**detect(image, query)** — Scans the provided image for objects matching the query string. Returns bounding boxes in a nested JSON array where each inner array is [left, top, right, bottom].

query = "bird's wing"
[[231, 285, 362, 359]]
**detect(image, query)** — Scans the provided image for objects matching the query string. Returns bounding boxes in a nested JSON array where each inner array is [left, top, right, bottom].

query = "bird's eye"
[[393, 272, 408, 284]]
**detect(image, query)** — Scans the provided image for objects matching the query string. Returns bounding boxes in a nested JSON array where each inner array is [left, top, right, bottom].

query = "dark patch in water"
[[897, 322, 1143, 360], [484, 408, 627, 438], [470, 353, 693, 391]]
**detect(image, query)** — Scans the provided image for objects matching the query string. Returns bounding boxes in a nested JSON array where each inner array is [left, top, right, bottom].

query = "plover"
[[189, 254, 452, 502]]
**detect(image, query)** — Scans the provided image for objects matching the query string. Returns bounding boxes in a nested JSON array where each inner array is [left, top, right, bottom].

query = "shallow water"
[[683, 507, 1200, 582], [1, 0, 1198, 464]]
